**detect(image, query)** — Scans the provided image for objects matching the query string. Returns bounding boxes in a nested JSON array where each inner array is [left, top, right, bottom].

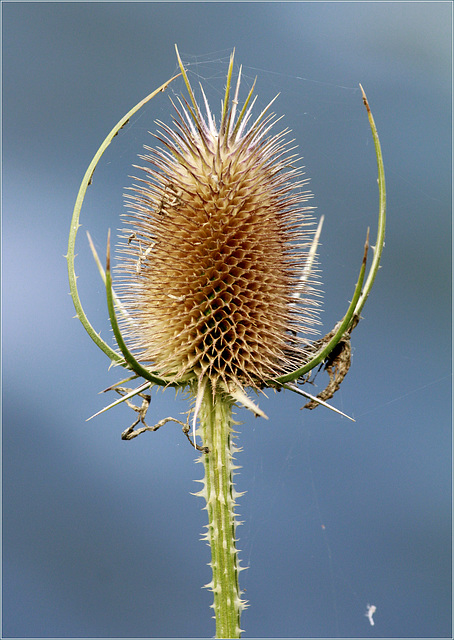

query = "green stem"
[[197, 383, 244, 638]]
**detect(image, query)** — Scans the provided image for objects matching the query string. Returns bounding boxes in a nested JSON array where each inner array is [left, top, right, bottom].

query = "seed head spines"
[[117, 62, 320, 393]]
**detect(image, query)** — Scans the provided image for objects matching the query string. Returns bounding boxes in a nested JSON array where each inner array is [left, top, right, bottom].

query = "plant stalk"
[[196, 382, 244, 638]]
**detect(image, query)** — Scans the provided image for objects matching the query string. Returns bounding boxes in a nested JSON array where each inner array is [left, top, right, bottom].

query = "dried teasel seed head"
[[116, 54, 321, 395]]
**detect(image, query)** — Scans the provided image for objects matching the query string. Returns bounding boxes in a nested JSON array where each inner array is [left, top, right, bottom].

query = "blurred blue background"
[[3, 2, 451, 638]]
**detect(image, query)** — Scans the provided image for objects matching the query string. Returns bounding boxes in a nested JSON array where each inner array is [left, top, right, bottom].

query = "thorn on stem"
[[363, 228, 370, 265]]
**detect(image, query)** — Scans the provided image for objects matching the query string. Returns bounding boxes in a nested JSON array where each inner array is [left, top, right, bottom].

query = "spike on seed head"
[[116, 53, 320, 395]]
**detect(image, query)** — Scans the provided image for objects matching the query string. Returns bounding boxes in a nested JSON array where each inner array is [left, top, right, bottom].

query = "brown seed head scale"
[[116, 54, 321, 400]]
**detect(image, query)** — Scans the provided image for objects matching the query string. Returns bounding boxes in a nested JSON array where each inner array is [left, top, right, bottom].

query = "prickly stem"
[[196, 381, 246, 638]]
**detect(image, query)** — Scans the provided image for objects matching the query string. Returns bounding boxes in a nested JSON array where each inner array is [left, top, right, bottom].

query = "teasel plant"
[[67, 46, 385, 639]]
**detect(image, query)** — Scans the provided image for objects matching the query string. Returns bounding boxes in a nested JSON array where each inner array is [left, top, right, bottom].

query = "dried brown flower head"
[[116, 55, 320, 395]]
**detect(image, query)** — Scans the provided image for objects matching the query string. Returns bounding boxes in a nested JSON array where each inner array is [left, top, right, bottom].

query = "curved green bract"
[[66, 73, 180, 364], [354, 85, 386, 317], [275, 85, 386, 385], [274, 235, 368, 384], [105, 233, 169, 387]]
